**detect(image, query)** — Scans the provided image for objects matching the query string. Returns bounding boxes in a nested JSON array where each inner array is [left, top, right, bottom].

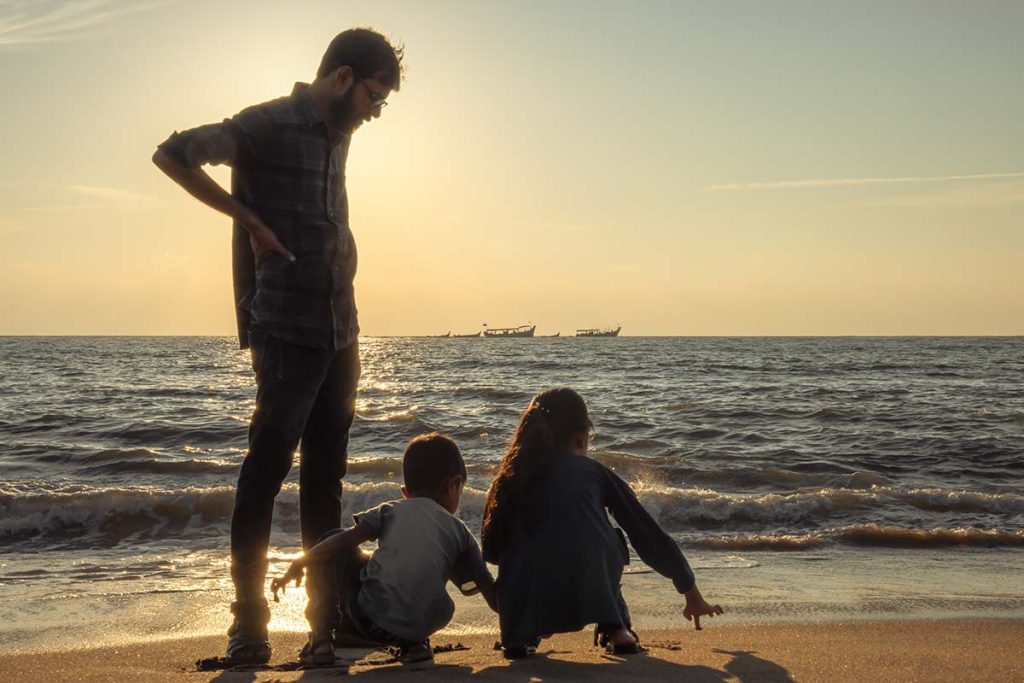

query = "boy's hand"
[[683, 587, 724, 630], [270, 562, 304, 602]]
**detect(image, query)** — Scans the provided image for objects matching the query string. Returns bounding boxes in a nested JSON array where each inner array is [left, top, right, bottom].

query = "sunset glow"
[[2, 1, 1022, 335]]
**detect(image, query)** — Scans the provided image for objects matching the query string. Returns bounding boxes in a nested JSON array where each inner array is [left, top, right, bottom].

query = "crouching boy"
[[271, 433, 496, 667]]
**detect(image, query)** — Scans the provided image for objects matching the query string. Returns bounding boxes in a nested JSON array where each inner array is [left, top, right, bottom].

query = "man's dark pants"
[[230, 324, 360, 603]]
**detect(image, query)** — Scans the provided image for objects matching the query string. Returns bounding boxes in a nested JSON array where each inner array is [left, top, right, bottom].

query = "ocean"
[[1, 336, 1022, 653]]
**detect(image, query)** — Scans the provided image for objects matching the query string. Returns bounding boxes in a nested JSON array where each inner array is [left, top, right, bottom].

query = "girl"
[[482, 388, 723, 657]]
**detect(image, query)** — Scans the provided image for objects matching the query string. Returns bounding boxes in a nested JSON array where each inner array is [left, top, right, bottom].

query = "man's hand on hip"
[[242, 213, 296, 262]]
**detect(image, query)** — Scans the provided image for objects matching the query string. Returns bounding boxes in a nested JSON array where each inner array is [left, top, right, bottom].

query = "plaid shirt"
[[158, 84, 358, 350]]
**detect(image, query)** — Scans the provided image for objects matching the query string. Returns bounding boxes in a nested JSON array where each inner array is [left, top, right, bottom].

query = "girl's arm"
[[603, 468, 695, 594], [604, 468, 724, 627], [481, 509, 508, 565]]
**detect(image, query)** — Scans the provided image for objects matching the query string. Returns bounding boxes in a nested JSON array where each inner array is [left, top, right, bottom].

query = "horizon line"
[[1, 333, 1021, 339]]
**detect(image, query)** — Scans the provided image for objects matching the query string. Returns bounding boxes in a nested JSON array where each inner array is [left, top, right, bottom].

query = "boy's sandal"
[[398, 641, 434, 669], [299, 630, 337, 666], [594, 626, 642, 655]]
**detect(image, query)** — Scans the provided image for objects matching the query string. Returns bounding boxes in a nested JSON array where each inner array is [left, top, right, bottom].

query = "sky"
[[1, 0, 1022, 336]]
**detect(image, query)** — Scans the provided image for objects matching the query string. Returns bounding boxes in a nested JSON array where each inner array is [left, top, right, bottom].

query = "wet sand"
[[2, 619, 1021, 682]]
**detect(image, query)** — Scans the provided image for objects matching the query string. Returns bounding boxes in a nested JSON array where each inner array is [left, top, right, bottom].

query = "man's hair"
[[317, 28, 404, 90], [403, 433, 466, 496]]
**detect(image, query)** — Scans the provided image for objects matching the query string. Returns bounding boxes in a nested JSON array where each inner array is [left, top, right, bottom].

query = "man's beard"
[[328, 88, 359, 132]]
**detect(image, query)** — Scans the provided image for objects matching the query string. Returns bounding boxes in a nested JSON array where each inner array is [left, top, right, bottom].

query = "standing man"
[[153, 29, 402, 663]]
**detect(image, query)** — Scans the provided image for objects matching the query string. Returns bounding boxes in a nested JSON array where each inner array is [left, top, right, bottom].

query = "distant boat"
[[544, 332, 561, 337], [483, 325, 536, 338], [453, 331, 481, 338], [435, 331, 451, 338], [575, 326, 621, 337]]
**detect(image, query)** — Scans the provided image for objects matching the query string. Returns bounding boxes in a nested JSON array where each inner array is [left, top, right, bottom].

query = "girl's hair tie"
[[532, 402, 551, 416]]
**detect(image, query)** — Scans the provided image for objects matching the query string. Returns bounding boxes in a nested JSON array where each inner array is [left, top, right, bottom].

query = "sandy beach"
[[2, 619, 1021, 682]]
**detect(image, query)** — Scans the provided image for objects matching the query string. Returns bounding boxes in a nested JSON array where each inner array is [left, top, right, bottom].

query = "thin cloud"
[[0, 184, 157, 213], [861, 180, 1024, 209], [0, 0, 163, 47], [707, 172, 1024, 191], [67, 184, 157, 204], [14, 202, 104, 213]]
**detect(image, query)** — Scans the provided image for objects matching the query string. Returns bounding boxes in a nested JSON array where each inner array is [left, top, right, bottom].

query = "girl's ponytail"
[[483, 388, 590, 552]]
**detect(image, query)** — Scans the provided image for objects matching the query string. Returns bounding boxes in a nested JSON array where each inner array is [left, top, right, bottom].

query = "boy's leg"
[[298, 341, 360, 610], [304, 540, 370, 639], [228, 328, 334, 657]]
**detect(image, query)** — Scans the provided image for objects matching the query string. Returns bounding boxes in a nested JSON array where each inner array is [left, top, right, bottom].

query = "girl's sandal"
[[501, 636, 541, 660], [594, 626, 642, 655]]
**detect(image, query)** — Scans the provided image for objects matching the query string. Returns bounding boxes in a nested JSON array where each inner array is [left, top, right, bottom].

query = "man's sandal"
[[225, 600, 272, 665]]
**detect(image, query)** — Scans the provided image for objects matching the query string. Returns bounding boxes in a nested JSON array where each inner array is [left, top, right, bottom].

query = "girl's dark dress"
[[482, 450, 696, 647]]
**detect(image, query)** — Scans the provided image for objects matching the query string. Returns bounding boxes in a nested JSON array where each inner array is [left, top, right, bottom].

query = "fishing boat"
[[483, 324, 536, 338], [544, 332, 561, 337], [435, 332, 451, 338], [575, 326, 621, 337], [453, 332, 481, 338]]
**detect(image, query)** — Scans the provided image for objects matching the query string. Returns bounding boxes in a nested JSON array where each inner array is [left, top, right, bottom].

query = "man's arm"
[[152, 126, 294, 262]]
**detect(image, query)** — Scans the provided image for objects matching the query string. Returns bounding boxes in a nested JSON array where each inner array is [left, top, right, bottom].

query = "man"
[[153, 28, 402, 663]]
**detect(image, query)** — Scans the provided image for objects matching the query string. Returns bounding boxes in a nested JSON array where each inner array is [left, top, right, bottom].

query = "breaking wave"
[[0, 482, 489, 548], [696, 525, 1024, 550], [630, 481, 1024, 531]]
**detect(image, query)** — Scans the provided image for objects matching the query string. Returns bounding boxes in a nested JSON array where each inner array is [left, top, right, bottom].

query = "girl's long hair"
[[482, 388, 590, 551]]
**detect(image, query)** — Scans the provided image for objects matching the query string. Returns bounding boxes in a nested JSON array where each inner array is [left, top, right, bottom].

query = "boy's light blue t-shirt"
[[354, 497, 490, 642]]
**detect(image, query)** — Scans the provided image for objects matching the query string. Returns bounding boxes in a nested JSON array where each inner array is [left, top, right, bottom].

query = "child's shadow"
[[475, 648, 729, 682], [713, 648, 795, 683], [299, 647, 475, 680]]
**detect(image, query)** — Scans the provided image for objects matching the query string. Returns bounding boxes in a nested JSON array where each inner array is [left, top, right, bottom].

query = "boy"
[[271, 433, 496, 667]]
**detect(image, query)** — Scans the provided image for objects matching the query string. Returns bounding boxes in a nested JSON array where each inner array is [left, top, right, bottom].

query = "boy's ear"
[[449, 476, 465, 495], [400, 485, 412, 499]]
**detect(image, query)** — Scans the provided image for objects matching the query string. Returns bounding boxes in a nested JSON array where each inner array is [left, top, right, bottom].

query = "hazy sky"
[[2, 0, 1022, 335]]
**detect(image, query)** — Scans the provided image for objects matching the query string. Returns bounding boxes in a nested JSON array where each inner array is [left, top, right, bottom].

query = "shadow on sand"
[[200, 644, 793, 681], [713, 648, 796, 683]]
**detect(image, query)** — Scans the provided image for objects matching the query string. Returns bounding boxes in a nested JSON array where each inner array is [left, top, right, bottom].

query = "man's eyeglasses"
[[358, 79, 388, 109]]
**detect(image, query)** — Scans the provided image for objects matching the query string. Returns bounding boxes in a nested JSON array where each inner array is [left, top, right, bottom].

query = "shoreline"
[[4, 545, 1023, 656], [1, 619, 1021, 682]]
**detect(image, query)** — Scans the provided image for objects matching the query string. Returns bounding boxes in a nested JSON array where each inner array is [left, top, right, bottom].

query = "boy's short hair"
[[403, 433, 467, 496]]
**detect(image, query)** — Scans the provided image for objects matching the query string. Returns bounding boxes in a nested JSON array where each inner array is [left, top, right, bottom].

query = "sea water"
[[1, 336, 1021, 652]]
